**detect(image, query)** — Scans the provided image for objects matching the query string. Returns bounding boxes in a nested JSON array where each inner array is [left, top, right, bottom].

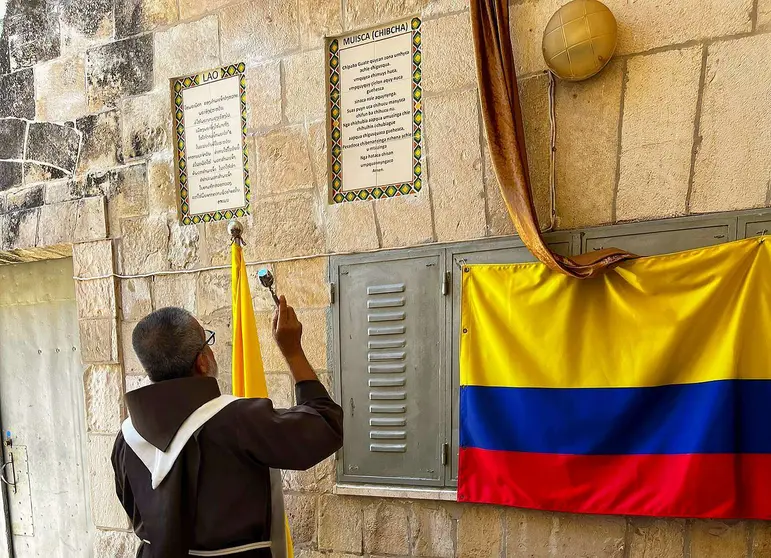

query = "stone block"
[[457, 506, 502, 558], [307, 120, 329, 196], [246, 191, 324, 261], [148, 155, 178, 214], [75, 197, 109, 242], [121, 90, 172, 161], [102, 165, 150, 236], [121, 278, 152, 321], [253, 127, 315, 196], [4, 0, 60, 70], [121, 321, 144, 376], [154, 17, 220, 88], [299, 0, 343, 49], [409, 503, 454, 558], [422, 12, 475, 92], [0, 118, 27, 160], [120, 214, 170, 275], [423, 0, 469, 17], [505, 508, 553, 557], [0, 69, 35, 119], [37, 200, 77, 246], [60, 0, 114, 54], [73, 239, 114, 277], [5, 185, 44, 213], [690, 521, 746, 558], [691, 34, 771, 213], [84, 364, 123, 432], [246, 61, 282, 130], [94, 530, 140, 558], [509, 0, 562, 76], [79, 318, 118, 364], [617, 48, 702, 222], [363, 501, 410, 555], [254, 308, 327, 372], [0, 208, 38, 250], [604, 0, 752, 55], [318, 495, 363, 553], [754, 521, 771, 556], [325, 201, 380, 253], [220, 0, 299, 65], [88, 434, 130, 529], [116, 0, 178, 39], [152, 274, 197, 312], [628, 519, 684, 558], [27, 122, 82, 176], [87, 36, 154, 112], [76, 277, 117, 319], [555, 59, 623, 229], [179, 0, 238, 19], [425, 89, 486, 241], [285, 492, 318, 547], [551, 514, 626, 558], [0, 162, 24, 192], [34, 55, 87, 122], [760, 0, 771, 30], [76, 111, 124, 175], [376, 193, 435, 247], [284, 50, 326, 123], [273, 257, 329, 309], [344, 0, 424, 29], [168, 219, 200, 271]]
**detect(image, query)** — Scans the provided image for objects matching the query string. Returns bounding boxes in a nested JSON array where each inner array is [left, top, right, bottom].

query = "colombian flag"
[[231, 241, 294, 556], [458, 237, 771, 519]]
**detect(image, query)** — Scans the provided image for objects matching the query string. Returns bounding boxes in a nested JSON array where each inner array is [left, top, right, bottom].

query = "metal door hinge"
[[441, 443, 449, 465], [441, 272, 450, 296], [330, 282, 336, 304]]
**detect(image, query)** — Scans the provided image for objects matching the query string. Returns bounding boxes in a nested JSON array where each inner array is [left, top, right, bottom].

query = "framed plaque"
[[171, 63, 250, 225], [327, 17, 423, 203]]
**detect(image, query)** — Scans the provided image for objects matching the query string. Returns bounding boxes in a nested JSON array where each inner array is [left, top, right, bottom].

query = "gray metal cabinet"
[[332, 250, 446, 486], [583, 217, 735, 256], [738, 212, 771, 238]]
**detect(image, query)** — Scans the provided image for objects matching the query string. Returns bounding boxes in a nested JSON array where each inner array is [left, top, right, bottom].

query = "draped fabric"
[[231, 243, 295, 557], [470, 0, 635, 278], [458, 237, 771, 518]]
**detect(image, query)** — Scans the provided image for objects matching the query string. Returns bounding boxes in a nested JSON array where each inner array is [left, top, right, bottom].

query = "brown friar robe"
[[111, 376, 343, 558]]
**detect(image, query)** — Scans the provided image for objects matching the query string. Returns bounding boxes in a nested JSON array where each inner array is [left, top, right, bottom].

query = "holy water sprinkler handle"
[[258, 269, 280, 306]]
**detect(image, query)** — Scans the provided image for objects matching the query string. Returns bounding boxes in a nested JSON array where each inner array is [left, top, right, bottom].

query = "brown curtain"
[[470, 0, 635, 278]]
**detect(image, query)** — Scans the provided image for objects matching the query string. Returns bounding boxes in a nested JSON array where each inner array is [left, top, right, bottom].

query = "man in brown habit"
[[111, 296, 343, 557]]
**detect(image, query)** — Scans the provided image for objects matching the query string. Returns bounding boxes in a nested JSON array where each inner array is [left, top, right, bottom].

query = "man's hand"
[[272, 296, 317, 383], [273, 295, 303, 360]]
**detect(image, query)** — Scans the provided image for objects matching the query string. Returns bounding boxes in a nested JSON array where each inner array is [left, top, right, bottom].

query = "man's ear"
[[193, 352, 208, 377]]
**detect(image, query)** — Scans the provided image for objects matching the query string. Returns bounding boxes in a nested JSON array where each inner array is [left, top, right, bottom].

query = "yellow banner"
[[461, 237, 771, 389]]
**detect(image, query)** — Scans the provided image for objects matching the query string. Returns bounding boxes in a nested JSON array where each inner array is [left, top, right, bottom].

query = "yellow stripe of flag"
[[461, 237, 771, 389], [231, 242, 294, 558]]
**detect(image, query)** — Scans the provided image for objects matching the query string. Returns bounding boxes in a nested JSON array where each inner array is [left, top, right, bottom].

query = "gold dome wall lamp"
[[542, 0, 618, 82]]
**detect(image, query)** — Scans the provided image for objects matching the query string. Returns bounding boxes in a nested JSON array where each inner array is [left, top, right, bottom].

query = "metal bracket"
[[1, 454, 16, 494], [330, 282, 336, 304], [441, 272, 450, 296], [440, 443, 449, 465]]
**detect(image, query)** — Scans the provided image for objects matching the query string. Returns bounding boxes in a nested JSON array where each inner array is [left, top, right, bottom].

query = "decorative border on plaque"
[[328, 17, 423, 204], [172, 62, 251, 225]]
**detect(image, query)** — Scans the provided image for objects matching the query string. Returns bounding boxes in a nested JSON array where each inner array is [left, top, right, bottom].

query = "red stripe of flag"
[[458, 447, 771, 519]]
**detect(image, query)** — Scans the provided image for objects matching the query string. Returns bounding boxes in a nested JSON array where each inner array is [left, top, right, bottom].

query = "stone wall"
[[0, 0, 770, 556]]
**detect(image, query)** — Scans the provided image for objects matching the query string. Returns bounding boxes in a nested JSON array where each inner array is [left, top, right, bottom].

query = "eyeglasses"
[[200, 330, 216, 352]]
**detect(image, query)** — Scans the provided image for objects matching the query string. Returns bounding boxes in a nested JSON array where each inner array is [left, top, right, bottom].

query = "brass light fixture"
[[542, 0, 618, 82]]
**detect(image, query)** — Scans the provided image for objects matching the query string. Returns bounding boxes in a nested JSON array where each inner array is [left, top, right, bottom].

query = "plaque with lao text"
[[327, 17, 423, 203], [171, 63, 250, 225]]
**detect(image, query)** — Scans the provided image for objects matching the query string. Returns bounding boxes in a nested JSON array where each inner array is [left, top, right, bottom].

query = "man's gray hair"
[[132, 307, 203, 382]]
